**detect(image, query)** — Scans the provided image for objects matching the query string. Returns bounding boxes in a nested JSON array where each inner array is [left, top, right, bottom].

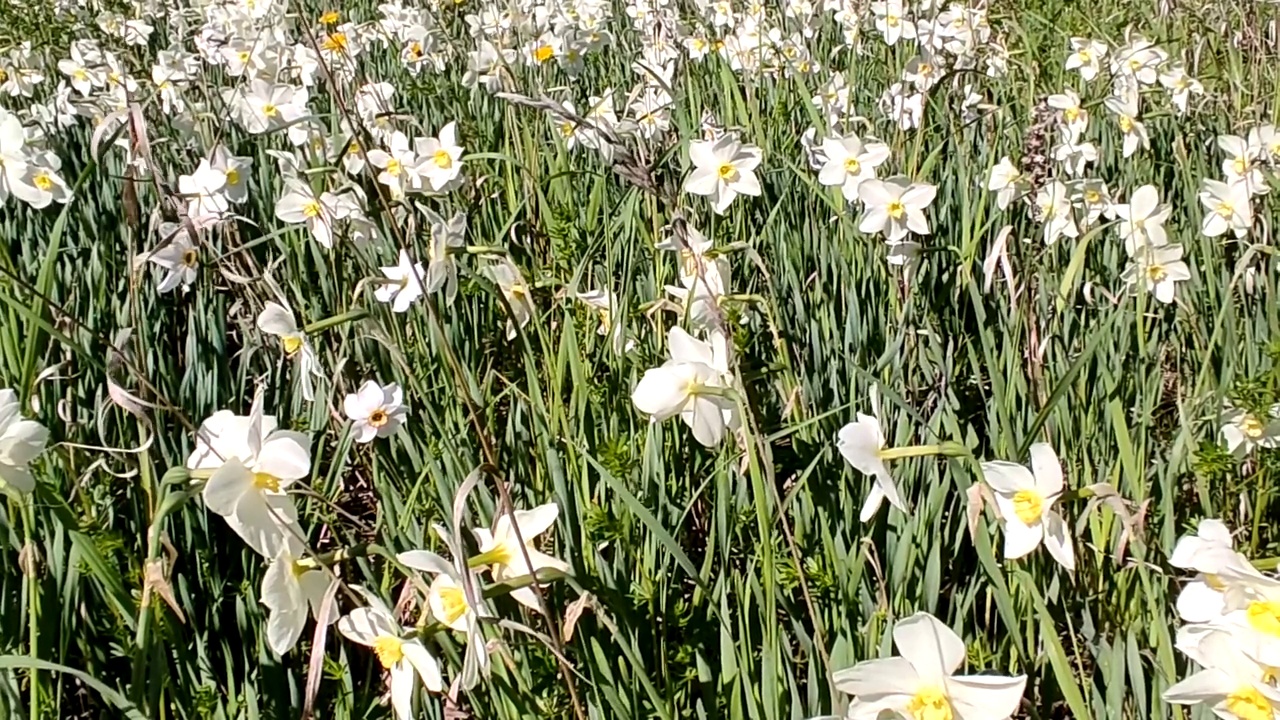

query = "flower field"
[[0, 0, 1278, 718]]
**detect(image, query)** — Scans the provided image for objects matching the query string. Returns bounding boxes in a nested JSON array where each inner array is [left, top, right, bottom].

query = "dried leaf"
[[302, 579, 340, 720], [142, 558, 186, 623], [966, 483, 986, 543], [562, 592, 594, 644]]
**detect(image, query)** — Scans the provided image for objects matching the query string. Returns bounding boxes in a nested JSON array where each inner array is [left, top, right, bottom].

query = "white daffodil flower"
[[575, 288, 634, 354], [858, 176, 936, 242], [343, 380, 406, 443], [1199, 178, 1253, 239], [1164, 629, 1280, 720], [256, 302, 324, 402], [260, 536, 333, 656], [683, 134, 763, 215], [471, 503, 570, 612], [1112, 184, 1170, 255], [374, 249, 426, 313], [1122, 243, 1190, 304], [986, 156, 1028, 211], [836, 414, 905, 522], [817, 133, 891, 202], [1065, 37, 1107, 82], [135, 222, 199, 294], [480, 258, 536, 340], [1220, 405, 1280, 458], [0, 388, 48, 495], [1035, 180, 1078, 245], [414, 121, 464, 192], [422, 208, 466, 304], [338, 588, 444, 720], [187, 398, 311, 557], [980, 443, 1075, 571], [834, 611, 1026, 720], [1170, 520, 1262, 624], [631, 327, 736, 447]]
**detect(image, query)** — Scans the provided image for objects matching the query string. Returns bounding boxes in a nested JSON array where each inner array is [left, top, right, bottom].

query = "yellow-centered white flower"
[[471, 503, 570, 612], [834, 611, 1026, 720], [631, 327, 736, 447], [338, 588, 443, 720], [0, 388, 48, 495], [980, 443, 1075, 571]]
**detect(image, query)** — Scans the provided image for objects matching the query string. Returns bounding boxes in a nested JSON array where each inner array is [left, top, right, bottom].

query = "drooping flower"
[[0, 389, 48, 495], [834, 612, 1026, 720], [343, 380, 406, 443], [260, 536, 333, 656], [1220, 405, 1280, 458], [256, 302, 325, 402], [480, 258, 535, 340], [338, 588, 444, 720], [631, 327, 736, 447], [980, 443, 1075, 571], [836, 414, 905, 522]]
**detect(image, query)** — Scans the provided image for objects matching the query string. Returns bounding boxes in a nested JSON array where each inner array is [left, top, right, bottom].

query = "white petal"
[[893, 612, 966, 682], [947, 674, 1027, 720], [402, 640, 444, 693], [1042, 511, 1076, 571], [980, 461, 1033, 494], [202, 457, 252, 516], [1002, 517, 1043, 560]]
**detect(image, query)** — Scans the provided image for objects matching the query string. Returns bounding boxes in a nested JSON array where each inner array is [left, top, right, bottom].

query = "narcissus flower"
[[858, 176, 936, 242], [1122, 244, 1190, 304], [1220, 405, 1280, 458], [836, 414, 905, 522], [1164, 630, 1280, 720], [0, 388, 48, 495], [480, 258, 535, 339], [187, 397, 311, 557], [818, 133, 891, 202], [344, 380, 406, 443], [834, 611, 1026, 720], [338, 588, 444, 720], [374, 249, 426, 313], [980, 443, 1075, 571], [261, 536, 333, 656], [257, 302, 324, 401], [683, 134, 762, 214], [631, 327, 736, 447], [471, 503, 570, 612]]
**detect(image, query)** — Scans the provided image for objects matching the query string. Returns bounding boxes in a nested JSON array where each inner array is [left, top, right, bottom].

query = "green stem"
[[22, 498, 39, 720], [303, 308, 370, 335], [879, 441, 970, 461]]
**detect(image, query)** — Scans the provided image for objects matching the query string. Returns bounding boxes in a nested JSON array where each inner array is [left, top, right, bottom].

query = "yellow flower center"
[[319, 10, 339, 24], [225, 168, 240, 185], [283, 335, 304, 356], [1064, 106, 1080, 123], [1146, 264, 1167, 282], [1205, 573, 1226, 590], [1118, 115, 1133, 133], [692, 38, 707, 52], [432, 149, 453, 169], [182, 248, 198, 267], [408, 41, 422, 58], [1084, 189, 1100, 204], [1248, 600, 1280, 637], [437, 585, 469, 624], [238, 51, 250, 64], [1218, 201, 1236, 218], [1128, 57, 1141, 71], [559, 121, 575, 138], [386, 158, 403, 177], [1233, 157, 1248, 176], [887, 200, 906, 219], [372, 635, 404, 668], [368, 409, 389, 428], [907, 686, 953, 720], [843, 157, 861, 174], [33, 173, 53, 191], [716, 163, 737, 181], [917, 63, 932, 76], [1225, 685, 1272, 720], [886, 14, 900, 26], [534, 44, 555, 63], [252, 472, 281, 492], [1012, 489, 1043, 524], [1242, 415, 1266, 439], [510, 283, 527, 298], [302, 200, 322, 218], [262, 103, 278, 118], [1077, 49, 1092, 62], [73, 68, 88, 82], [321, 33, 348, 53]]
